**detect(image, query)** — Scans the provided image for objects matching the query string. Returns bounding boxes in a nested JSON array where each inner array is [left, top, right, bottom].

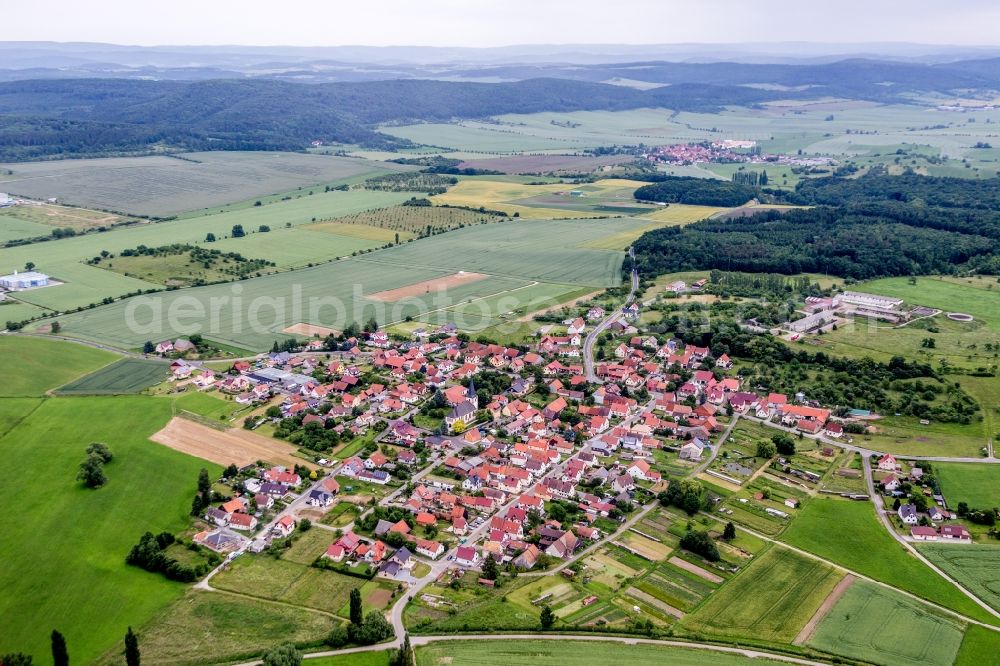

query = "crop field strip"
[[54, 358, 169, 394], [681, 547, 843, 642], [0, 152, 413, 217]]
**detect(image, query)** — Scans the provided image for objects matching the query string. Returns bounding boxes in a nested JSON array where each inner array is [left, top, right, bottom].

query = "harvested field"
[[150, 417, 311, 469], [368, 271, 489, 302], [283, 322, 341, 338], [668, 556, 723, 583], [621, 531, 672, 560], [794, 574, 856, 645]]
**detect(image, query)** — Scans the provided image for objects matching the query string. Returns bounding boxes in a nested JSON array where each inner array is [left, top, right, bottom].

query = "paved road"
[[232, 632, 833, 666], [583, 265, 638, 382]]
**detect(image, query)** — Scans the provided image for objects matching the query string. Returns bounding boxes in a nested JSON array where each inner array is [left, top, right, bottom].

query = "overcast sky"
[[2, 0, 999, 47]]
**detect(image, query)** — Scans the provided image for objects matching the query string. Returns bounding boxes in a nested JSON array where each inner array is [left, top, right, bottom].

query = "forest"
[[631, 202, 1000, 279], [785, 170, 1000, 214], [633, 176, 758, 207], [0, 78, 776, 161]]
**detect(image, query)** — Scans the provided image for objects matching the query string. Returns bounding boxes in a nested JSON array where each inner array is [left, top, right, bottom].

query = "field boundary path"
[[793, 574, 856, 645]]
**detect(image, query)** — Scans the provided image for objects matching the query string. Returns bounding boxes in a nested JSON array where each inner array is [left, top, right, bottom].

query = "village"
[[146, 274, 982, 646]]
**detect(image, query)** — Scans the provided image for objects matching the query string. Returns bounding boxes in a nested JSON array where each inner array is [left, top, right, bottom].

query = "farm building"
[[0, 270, 50, 291]]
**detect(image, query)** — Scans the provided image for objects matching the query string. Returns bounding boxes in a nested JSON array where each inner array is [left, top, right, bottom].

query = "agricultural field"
[[310, 652, 390, 666], [0, 151, 408, 217], [807, 581, 966, 666], [0, 212, 57, 242], [681, 547, 842, 643], [413, 639, 788, 666], [0, 335, 118, 396], [55, 358, 169, 394], [918, 545, 1000, 613], [432, 178, 658, 219], [935, 462, 1000, 508], [0, 188, 420, 317], [578, 204, 728, 251], [49, 217, 630, 350], [955, 625, 1000, 666], [102, 590, 338, 666], [0, 395, 218, 664], [457, 153, 636, 174], [781, 498, 999, 624], [2, 201, 133, 234], [309, 203, 505, 238]]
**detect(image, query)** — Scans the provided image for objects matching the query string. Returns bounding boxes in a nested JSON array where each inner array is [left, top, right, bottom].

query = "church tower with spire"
[[466, 377, 479, 409]]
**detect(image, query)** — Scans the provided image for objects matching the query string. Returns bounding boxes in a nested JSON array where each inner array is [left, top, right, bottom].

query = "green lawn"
[[681, 547, 842, 642], [919, 545, 1000, 613], [54, 357, 169, 394], [0, 336, 118, 396], [99, 590, 338, 666], [171, 389, 248, 423], [935, 462, 1000, 508], [807, 581, 966, 666], [414, 640, 789, 666], [781, 498, 998, 625], [0, 395, 219, 664]]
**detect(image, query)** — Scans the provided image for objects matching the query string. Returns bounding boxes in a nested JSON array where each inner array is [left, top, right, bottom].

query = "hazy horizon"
[[4, 0, 1000, 49]]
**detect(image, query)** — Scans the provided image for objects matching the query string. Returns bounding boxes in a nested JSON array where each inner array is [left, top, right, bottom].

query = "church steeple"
[[467, 378, 478, 409]]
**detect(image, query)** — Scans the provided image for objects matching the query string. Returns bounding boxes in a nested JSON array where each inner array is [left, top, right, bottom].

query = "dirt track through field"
[[367, 271, 488, 302], [150, 416, 311, 469], [793, 574, 856, 645]]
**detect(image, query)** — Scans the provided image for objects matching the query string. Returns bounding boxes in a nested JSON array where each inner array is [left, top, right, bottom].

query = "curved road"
[[584, 264, 638, 382]]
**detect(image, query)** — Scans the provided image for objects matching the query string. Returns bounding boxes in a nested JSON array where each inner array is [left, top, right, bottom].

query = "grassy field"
[[55, 358, 169, 394], [0, 212, 57, 242], [0, 395, 219, 664], [310, 652, 390, 666], [935, 462, 1000, 508], [413, 639, 789, 666], [51, 217, 629, 350], [781, 498, 998, 625], [681, 547, 842, 642], [0, 335, 118, 396], [860, 276, 1000, 332], [807, 581, 966, 666], [955, 625, 1000, 666], [211, 553, 387, 618], [104, 590, 338, 666], [919, 545, 1000, 613], [0, 151, 406, 217]]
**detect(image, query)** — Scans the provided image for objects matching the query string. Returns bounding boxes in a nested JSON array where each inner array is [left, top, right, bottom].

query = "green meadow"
[[934, 462, 1000, 508], [0, 394, 219, 664]]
